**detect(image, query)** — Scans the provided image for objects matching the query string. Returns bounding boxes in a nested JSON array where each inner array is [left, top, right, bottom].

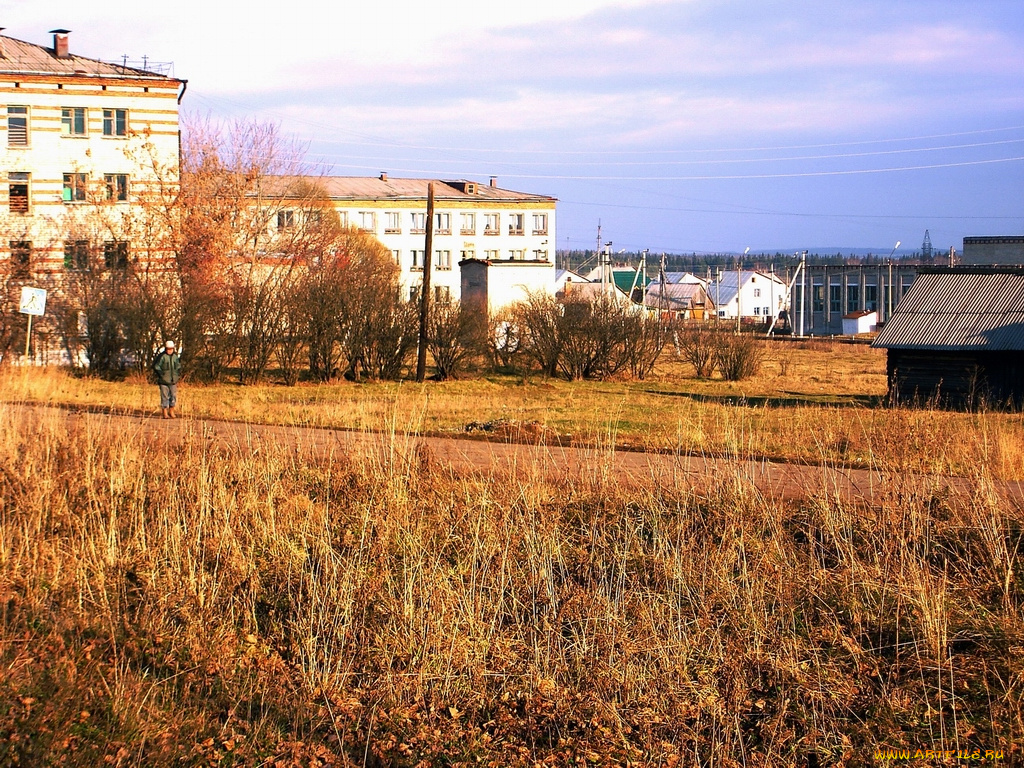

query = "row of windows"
[[6, 105, 128, 146], [393, 248, 550, 269], [340, 210, 548, 236], [274, 209, 550, 236], [808, 283, 912, 314], [6, 240, 129, 271], [7, 172, 129, 211], [408, 285, 453, 303]]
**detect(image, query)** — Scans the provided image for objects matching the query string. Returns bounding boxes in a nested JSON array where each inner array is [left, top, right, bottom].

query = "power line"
[[557, 198, 1024, 221], [240, 138, 1024, 169], [283, 154, 1024, 180], [186, 93, 1024, 157]]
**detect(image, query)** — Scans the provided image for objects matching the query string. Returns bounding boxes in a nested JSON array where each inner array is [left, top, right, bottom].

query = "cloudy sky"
[[6, 0, 1023, 254]]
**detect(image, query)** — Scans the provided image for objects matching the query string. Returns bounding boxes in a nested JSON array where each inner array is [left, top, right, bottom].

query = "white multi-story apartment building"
[[1, 29, 185, 276], [315, 174, 556, 305]]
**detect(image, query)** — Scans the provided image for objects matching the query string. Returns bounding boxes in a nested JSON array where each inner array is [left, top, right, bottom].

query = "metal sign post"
[[19, 287, 47, 361]]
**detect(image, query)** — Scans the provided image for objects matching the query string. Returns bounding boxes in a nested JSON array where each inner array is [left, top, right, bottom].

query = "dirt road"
[[12, 402, 1024, 507]]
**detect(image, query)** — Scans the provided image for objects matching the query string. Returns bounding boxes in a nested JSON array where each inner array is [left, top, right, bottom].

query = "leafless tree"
[[427, 300, 486, 380], [676, 325, 719, 378]]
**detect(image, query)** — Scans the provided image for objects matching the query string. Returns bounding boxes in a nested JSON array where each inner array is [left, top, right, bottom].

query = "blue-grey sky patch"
[[4, 0, 1022, 252]]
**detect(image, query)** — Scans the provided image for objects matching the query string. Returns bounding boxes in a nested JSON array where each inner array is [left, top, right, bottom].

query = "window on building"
[[434, 212, 451, 234], [532, 213, 547, 235], [753, 287, 761, 298], [358, 211, 375, 232], [484, 249, 499, 260], [846, 284, 860, 314], [10, 240, 31, 268], [460, 212, 475, 235], [435, 250, 452, 270], [865, 284, 878, 312], [391, 249, 401, 264], [102, 108, 127, 137], [64, 240, 90, 270], [7, 106, 28, 146], [277, 209, 294, 230], [812, 284, 824, 312], [104, 173, 128, 202], [484, 213, 499, 234], [409, 285, 420, 302], [61, 107, 86, 136], [410, 250, 424, 270], [307, 210, 323, 227], [532, 250, 548, 261], [104, 241, 129, 270], [829, 284, 841, 313], [9, 172, 29, 213], [337, 211, 349, 228], [385, 212, 401, 233], [434, 285, 451, 304], [509, 249, 525, 260], [508, 213, 524, 235], [63, 173, 87, 202], [460, 249, 475, 261], [410, 212, 426, 233]]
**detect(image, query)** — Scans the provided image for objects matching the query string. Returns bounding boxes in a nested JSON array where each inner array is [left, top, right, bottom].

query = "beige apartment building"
[[1, 29, 185, 276], [313, 174, 557, 305]]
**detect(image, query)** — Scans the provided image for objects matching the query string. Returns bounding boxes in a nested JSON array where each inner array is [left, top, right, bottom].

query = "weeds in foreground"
[[0, 404, 1021, 765]]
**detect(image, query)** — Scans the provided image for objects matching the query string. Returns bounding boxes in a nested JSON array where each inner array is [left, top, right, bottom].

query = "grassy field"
[[2, 342, 1023, 765], [4, 339, 1024, 480]]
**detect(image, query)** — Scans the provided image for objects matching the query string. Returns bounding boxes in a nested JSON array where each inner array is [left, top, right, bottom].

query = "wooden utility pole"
[[415, 182, 435, 382]]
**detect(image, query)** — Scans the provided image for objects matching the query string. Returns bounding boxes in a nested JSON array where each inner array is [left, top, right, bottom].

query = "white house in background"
[[314, 175, 556, 305], [706, 270, 788, 320]]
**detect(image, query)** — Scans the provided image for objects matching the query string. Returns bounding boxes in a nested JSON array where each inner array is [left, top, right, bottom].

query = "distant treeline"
[[557, 249, 942, 275]]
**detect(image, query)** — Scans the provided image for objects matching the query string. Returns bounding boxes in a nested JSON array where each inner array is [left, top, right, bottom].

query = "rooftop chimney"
[[489, 176, 497, 188], [379, 172, 388, 181], [50, 28, 71, 59]]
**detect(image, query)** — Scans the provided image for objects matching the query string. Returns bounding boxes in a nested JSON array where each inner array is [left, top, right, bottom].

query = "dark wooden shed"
[[872, 267, 1024, 408]]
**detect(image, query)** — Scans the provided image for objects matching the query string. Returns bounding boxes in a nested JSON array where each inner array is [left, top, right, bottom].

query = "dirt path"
[[11, 402, 1024, 507]]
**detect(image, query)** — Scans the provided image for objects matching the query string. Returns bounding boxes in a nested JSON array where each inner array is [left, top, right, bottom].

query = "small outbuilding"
[[872, 267, 1024, 408], [842, 310, 877, 336]]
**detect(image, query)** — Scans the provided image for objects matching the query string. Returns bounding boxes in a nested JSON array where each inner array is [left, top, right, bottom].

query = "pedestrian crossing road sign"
[[19, 287, 47, 316]]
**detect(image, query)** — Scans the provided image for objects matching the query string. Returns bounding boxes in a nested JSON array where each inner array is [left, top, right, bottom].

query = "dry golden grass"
[[4, 339, 1024, 480], [0, 396, 1022, 765]]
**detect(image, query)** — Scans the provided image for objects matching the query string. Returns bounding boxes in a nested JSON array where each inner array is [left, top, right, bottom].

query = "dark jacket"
[[153, 351, 181, 385]]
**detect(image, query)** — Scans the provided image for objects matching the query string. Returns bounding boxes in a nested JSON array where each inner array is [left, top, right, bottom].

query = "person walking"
[[153, 340, 182, 419]]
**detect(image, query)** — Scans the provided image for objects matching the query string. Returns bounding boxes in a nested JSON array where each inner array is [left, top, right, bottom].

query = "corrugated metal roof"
[[874, 269, 1024, 350], [644, 282, 707, 310], [0, 34, 174, 80]]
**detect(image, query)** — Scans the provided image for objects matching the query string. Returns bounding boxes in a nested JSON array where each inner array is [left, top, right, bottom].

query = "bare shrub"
[[428, 300, 485, 381], [775, 343, 795, 377], [513, 292, 562, 377], [676, 325, 719, 378], [487, 308, 523, 373], [715, 334, 764, 381]]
